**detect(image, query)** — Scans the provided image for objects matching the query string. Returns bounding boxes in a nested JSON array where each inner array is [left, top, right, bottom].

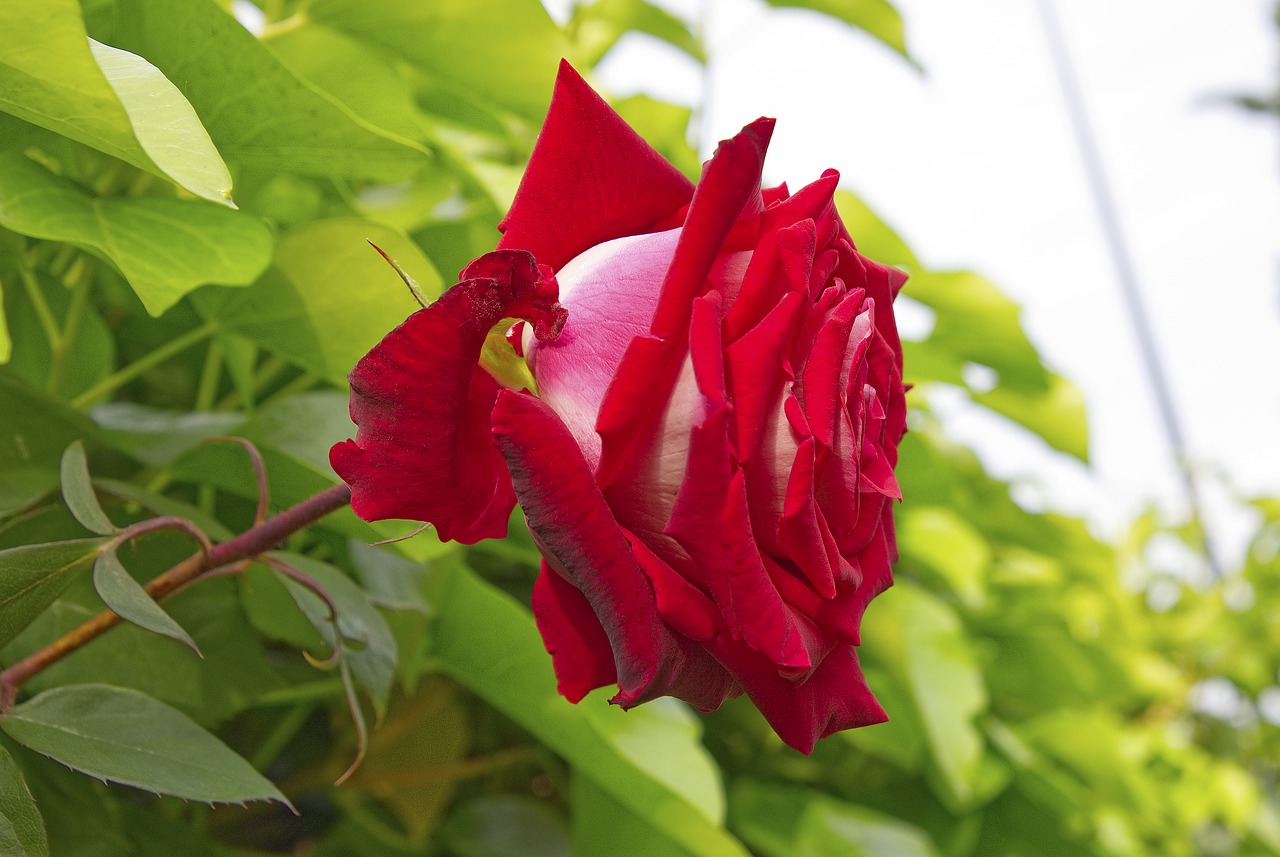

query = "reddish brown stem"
[[0, 484, 352, 709]]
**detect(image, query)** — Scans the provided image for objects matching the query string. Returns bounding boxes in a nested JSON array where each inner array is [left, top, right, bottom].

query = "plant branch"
[[0, 483, 352, 708]]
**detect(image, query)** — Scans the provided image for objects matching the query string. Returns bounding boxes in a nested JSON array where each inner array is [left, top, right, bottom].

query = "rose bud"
[[331, 61, 907, 753]]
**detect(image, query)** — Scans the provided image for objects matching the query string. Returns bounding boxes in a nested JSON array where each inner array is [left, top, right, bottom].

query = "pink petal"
[[498, 61, 694, 271], [331, 250, 565, 543]]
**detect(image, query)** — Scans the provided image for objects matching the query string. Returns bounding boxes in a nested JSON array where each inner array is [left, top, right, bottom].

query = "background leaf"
[[0, 746, 48, 857], [0, 684, 289, 807]]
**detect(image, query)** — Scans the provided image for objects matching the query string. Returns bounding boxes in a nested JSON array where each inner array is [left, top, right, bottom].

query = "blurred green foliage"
[[0, 0, 1275, 855]]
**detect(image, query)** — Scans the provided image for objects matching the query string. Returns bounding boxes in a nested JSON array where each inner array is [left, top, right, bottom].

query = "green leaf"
[[572, 775, 692, 857], [974, 372, 1089, 461], [90, 403, 246, 467], [797, 801, 942, 857], [0, 372, 100, 516], [897, 507, 990, 609], [764, 0, 911, 60], [92, 551, 199, 654], [859, 583, 988, 810], [440, 795, 571, 857], [569, 0, 705, 68], [431, 564, 750, 857], [196, 218, 440, 385], [834, 190, 920, 271], [0, 0, 233, 204], [112, 0, 429, 180], [59, 441, 114, 535], [0, 152, 273, 316], [0, 746, 48, 857], [86, 39, 233, 206], [0, 538, 103, 649], [271, 551, 397, 721], [308, 0, 567, 123], [0, 684, 290, 807], [905, 271, 1048, 392]]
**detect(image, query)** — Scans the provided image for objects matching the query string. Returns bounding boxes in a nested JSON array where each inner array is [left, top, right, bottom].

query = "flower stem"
[[0, 483, 352, 709]]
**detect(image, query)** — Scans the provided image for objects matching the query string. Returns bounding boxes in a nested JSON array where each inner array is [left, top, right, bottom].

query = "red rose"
[[331, 61, 907, 753]]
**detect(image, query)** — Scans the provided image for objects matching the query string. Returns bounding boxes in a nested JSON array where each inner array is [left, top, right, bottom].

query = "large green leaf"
[[764, 0, 910, 60], [0, 538, 103, 649], [0, 0, 233, 204], [859, 583, 988, 810], [196, 218, 440, 385], [572, 776, 692, 857], [308, 0, 566, 123], [111, 0, 428, 180], [975, 372, 1089, 461], [0, 684, 289, 806], [431, 563, 749, 857], [0, 152, 272, 315], [0, 746, 48, 857]]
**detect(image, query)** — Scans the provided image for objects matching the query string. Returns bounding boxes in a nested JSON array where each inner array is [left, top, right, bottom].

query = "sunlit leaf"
[[569, 0, 705, 68], [0, 684, 290, 807], [195, 218, 439, 385], [0, 152, 272, 316], [431, 563, 750, 857], [764, 0, 910, 60], [111, 0, 429, 180], [0, 0, 233, 204]]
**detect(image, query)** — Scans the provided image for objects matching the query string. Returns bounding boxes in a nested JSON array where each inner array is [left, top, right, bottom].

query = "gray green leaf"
[[0, 538, 104, 649], [93, 551, 200, 654], [59, 441, 114, 535], [0, 746, 48, 857], [0, 684, 290, 806]]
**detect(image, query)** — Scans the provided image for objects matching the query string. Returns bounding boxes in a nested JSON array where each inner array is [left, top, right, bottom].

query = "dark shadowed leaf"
[[92, 551, 199, 653], [440, 795, 571, 857], [0, 685, 290, 807], [59, 442, 113, 535], [0, 373, 99, 516], [0, 538, 103, 649], [0, 746, 48, 857]]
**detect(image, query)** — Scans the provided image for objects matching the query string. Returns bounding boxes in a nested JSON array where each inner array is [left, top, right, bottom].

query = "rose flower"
[[331, 62, 907, 753]]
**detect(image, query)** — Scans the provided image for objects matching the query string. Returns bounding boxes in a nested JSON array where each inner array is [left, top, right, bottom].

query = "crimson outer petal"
[[492, 389, 737, 712], [498, 61, 695, 271], [330, 250, 565, 544]]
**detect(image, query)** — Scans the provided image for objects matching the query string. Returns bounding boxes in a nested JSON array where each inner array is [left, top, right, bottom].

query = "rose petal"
[[708, 638, 887, 754], [532, 560, 618, 703], [596, 117, 775, 490], [331, 250, 564, 543], [498, 61, 694, 271], [492, 390, 735, 710]]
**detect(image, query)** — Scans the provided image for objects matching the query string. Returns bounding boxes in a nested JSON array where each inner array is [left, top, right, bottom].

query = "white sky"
[[556, 0, 1280, 566]]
